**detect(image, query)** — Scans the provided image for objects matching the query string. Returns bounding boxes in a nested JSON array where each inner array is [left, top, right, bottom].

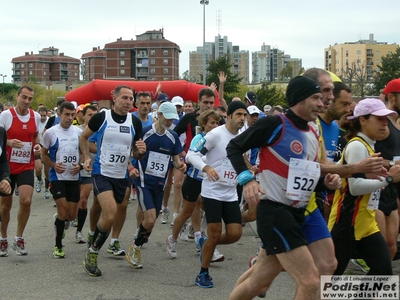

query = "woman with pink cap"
[[328, 98, 400, 275]]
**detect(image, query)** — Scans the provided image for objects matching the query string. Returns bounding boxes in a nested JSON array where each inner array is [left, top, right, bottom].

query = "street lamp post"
[[0, 74, 6, 83], [200, 0, 209, 84]]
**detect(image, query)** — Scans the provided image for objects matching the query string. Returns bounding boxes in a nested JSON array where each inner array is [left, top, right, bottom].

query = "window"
[[345, 51, 348, 57], [150, 68, 155, 74], [43, 63, 46, 68], [163, 59, 168, 65], [21, 63, 25, 68], [29, 71, 33, 75], [120, 50, 125, 57], [150, 50, 155, 55], [357, 59, 361, 63], [376, 59, 381, 64], [44, 71, 46, 75], [120, 60, 125, 66], [376, 50, 380, 55], [29, 63, 33, 68], [357, 50, 361, 55], [163, 50, 168, 55], [21, 71, 25, 75], [120, 69, 125, 75], [150, 59, 155, 65], [163, 68, 168, 74], [75, 72, 77, 76]]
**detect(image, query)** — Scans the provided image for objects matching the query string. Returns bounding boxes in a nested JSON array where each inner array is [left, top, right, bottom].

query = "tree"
[[256, 82, 287, 110], [372, 47, 400, 94], [206, 55, 242, 95], [279, 62, 293, 81], [181, 70, 190, 81], [0, 83, 19, 103], [339, 61, 372, 98]]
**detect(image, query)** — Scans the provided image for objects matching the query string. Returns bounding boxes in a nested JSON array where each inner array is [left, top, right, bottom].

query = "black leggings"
[[332, 232, 392, 275]]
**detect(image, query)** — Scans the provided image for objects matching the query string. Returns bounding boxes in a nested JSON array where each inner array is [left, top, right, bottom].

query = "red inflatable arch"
[[65, 79, 220, 106]]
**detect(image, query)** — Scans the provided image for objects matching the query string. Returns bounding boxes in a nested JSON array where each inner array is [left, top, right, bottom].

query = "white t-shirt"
[[38, 118, 48, 145], [187, 125, 239, 202]]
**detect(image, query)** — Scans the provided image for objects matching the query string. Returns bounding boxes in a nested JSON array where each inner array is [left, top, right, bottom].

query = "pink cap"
[[347, 98, 397, 120]]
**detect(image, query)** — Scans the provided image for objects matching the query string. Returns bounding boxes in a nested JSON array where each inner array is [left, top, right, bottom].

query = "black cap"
[[245, 91, 257, 104], [286, 76, 321, 107], [227, 101, 248, 116]]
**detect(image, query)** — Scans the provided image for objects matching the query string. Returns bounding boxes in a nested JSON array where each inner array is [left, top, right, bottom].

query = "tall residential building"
[[324, 34, 399, 80], [81, 29, 181, 81], [11, 47, 80, 83], [189, 35, 249, 84], [252, 43, 302, 84]]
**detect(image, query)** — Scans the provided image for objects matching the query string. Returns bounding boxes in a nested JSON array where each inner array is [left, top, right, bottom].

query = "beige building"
[[189, 35, 249, 84], [324, 34, 398, 80]]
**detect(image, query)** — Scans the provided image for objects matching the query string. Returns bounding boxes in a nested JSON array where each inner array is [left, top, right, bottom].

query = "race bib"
[[59, 145, 79, 166], [286, 158, 320, 201], [367, 189, 380, 210], [10, 142, 32, 163], [218, 158, 237, 186], [104, 143, 130, 169], [145, 151, 170, 178]]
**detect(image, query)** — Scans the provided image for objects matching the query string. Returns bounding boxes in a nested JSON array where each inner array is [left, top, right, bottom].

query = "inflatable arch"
[[65, 79, 220, 106]]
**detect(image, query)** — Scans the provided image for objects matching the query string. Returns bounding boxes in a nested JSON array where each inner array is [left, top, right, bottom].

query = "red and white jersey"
[[0, 108, 40, 174]]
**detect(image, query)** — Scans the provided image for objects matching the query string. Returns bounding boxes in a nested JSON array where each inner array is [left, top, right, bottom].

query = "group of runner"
[[0, 71, 399, 298]]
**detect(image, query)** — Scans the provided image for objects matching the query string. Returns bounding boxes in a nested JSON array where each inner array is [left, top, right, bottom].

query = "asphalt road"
[[2, 186, 398, 300]]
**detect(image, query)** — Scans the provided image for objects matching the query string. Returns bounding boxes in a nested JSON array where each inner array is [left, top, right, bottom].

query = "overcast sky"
[[1, 0, 399, 84]]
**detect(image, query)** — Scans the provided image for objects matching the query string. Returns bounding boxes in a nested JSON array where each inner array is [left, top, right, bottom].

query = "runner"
[[41, 101, 82, 258], [0, 85, 41, 257], [187, 101, 249, 288], [80, 85, 145, 276], [125, 102, 185, 269]]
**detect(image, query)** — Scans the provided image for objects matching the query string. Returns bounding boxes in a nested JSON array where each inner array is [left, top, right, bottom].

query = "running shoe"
[[195, 271, 213, 288], [188, 222, 194, 239], [351, 259, 370, 273], [160, 207, 170, 224], [53, 246, 65, 259], [166, 235, 177, 258], [71, 217, 78, 227], [211, 248, 225, 263], [87, 233, 94, 248], [107, 240, 125, 256], [198, 236, 207, 263], [12, 238, 27, 256], [170, 212, 178, 227], [0, 239, 8, 257], [75, 231, 86, 244], [35, 180, 43, 193], [179, 222, 189, 241], [83, 249, 102, 276], [125, 245, 143, 269], [44, 189, 50, 199]]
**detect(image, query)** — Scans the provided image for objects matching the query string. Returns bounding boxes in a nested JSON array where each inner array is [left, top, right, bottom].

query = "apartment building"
[[252, 43, 302, 84], [81, 29, 181, 81], [189, 35, 249, 84], [324, 34, 399, 80], [11, 47, 80, 83]]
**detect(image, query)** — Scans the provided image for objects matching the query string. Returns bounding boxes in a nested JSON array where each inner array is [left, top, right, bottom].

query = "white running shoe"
[[166, 235, 177, 258], [160, 208, 170, 224], [211, 248, 225, 263], [179, 222, 189, 241]]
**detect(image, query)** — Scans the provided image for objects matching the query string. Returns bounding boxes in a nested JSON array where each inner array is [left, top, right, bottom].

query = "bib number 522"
[[293, 176, 314, 192]]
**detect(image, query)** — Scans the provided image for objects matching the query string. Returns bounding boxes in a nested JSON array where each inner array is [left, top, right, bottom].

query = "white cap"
[[263, 104, 271, 112], [247, 105, 260, 115], [171, 96, 184, 107]]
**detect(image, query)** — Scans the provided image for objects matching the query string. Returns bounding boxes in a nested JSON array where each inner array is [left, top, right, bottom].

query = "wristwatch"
[[386, 175, 394, 184], [389, 160, 395, 168]]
